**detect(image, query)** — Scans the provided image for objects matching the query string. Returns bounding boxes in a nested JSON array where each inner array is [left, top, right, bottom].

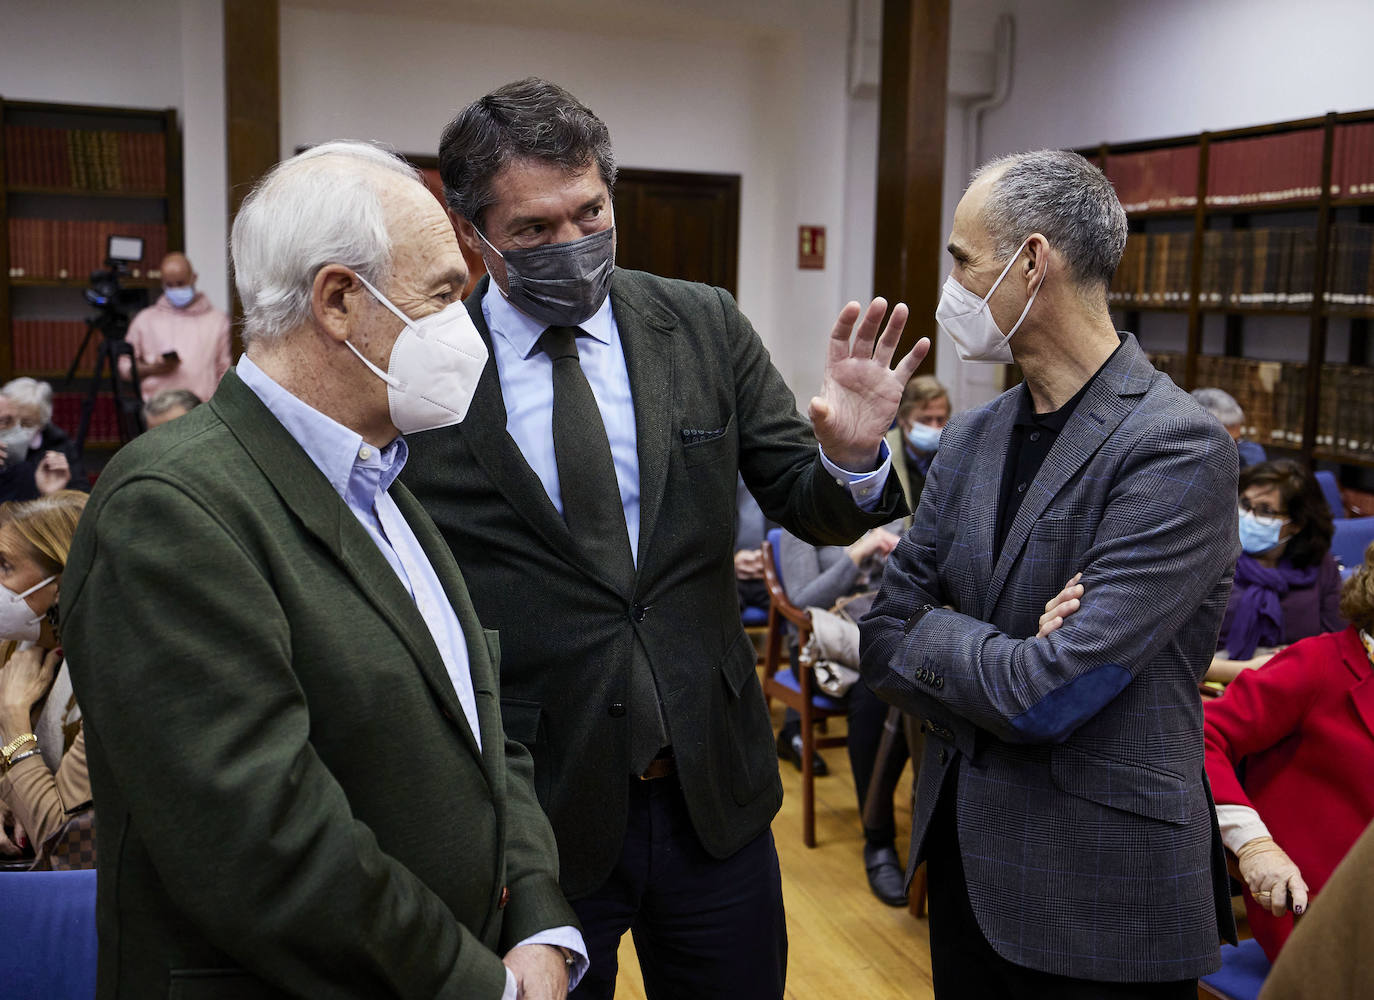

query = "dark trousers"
[[924, 771, 1196, 1000], [781, 677, 906, 845], [570, 775, 787, 1000]]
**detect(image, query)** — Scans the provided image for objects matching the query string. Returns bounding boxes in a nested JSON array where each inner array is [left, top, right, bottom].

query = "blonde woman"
[[0, 490, 89, 864]]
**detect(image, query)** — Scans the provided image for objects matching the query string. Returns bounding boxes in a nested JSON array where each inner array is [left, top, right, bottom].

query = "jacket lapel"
[[610, 272, 677, 569], [1342, 630, 1374, 742], [454, 282, 625, 596], [970, 392, 1018, 621], [209, 370, 482, 759], [984, 335, 1155, 616], [392, 483, 504, 780]]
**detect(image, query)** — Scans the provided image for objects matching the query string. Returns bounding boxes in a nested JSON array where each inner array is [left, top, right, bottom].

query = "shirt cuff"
[[1216, 803, 1272, 855], [818, 439, 893, 512], [509, 927, 590, 993]]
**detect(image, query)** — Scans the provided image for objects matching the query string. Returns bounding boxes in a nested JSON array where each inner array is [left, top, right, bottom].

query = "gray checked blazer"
[[860, 334, 1240, 982]]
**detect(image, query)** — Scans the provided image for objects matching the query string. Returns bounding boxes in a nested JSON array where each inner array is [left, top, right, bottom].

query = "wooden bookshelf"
[[0, 97, 183, 457], [1083, 108, 1374, 485]]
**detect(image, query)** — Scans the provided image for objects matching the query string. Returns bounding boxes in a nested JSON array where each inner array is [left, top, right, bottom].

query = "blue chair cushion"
[[1333, 516, 1374, 573], [773, 667, 847, 711], [741, 605, 768, 627], [1315, 470, 1346, 519], [1199, 938, 1270, 1000], [0, 869, 98, 1000]]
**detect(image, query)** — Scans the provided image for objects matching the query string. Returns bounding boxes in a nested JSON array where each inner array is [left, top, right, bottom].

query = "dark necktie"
[[539, 325, 667, 770]]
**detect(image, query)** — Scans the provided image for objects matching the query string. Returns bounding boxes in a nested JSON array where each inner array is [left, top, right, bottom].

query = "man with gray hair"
[[860, 149, 1240, 997], [61, 141, 585, 999], [1192, 386, 1267, 468]]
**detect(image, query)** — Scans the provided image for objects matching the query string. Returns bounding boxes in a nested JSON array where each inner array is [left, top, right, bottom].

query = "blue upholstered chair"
[[1314, 470, 1346, 520], [1197, 938, 1270, 1000], [1332, 516, 1374, 574], [0, 869, 98, 1000], [758, 527, 847, 847]]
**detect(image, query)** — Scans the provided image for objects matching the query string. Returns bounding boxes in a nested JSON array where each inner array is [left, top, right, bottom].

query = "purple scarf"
[[1222, 555, 1319, 660]]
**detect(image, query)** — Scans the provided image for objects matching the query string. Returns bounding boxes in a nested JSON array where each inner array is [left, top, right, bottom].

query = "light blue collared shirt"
[[482, 284, 892, 538], [235, 356, 586, 994]]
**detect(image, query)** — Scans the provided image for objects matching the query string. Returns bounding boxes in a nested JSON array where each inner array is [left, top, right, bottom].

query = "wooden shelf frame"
[[1086, 106, 1374, 473]]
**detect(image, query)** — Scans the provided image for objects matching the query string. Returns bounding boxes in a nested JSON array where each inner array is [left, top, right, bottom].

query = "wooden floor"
[[611, 704, 936, 999]]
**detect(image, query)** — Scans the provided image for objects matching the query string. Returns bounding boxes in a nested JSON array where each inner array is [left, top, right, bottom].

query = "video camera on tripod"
[[67, 234, 151, 453]]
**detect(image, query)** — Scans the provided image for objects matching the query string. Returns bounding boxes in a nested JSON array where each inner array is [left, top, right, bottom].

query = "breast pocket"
[[680, 414, 736, 468]]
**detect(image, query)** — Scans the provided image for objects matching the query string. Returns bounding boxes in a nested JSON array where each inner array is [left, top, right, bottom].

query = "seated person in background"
[[1203, 539, 1374, 962], [1210, 459, 1343, 681], [1193, 386, 1267, 469], [778, 522, 904, 903], [119, 252, 232, 406], [142, 388, 202, 430], [888, 374, 949, 498], [1, 377, 89, 492], [0, 395, 72, 504], [735, 474, 770, 612], [0, 491, 90, 866]]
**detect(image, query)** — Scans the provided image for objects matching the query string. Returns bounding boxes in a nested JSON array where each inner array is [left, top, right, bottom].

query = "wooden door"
[[613, 168, 740, 296]]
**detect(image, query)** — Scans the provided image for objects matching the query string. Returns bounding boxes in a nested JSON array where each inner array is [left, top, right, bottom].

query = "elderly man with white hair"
[[61, 142, 585, 1000], [1192, 386, 1268, 469]]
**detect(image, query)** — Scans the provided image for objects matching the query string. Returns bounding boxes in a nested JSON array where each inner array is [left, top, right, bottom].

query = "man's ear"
[[455, 216, 484, 256], [1024, 233, 1051, 291], [459, 217, 509, 294], [311, 265, 361, 344]]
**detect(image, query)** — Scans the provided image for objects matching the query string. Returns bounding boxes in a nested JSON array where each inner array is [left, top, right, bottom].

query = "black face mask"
[[479, 226, 616, 327]]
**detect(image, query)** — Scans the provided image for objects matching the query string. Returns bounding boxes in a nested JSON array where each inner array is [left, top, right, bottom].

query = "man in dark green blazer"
[[401, 79, 927, 999], [61, 142, 583, 999]]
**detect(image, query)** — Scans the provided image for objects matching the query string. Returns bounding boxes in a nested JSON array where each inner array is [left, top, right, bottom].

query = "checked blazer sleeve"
[[864, 413, 1239, 745]]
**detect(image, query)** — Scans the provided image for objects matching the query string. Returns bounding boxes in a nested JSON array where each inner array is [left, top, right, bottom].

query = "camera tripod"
[[64, 313, 146, 455]]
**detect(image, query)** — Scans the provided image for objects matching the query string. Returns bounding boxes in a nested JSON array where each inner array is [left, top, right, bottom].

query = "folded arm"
[[863, 418, 1239, 745]]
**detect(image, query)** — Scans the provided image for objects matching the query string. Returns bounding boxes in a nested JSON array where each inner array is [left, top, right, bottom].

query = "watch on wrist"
[[904, 603, 936, 634]]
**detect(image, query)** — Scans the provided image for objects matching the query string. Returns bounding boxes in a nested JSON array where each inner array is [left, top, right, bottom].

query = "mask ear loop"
[[985, 237, 1046, 352]]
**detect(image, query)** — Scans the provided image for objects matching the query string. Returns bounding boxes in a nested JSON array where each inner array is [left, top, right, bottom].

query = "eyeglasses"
[[1238, 498, 1288, 528]]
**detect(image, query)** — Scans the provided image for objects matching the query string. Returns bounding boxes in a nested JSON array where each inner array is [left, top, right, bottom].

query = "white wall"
[[0, 0, 230, 311], [280, 0, 864, 403], [938, 0, 1374, 408]]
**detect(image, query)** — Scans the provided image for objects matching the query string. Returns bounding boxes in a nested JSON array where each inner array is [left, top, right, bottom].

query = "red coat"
[[1204, 625, 1374, 960]]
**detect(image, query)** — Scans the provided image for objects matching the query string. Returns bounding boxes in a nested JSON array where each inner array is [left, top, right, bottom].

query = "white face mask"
[[347, 275, 489, 435], [0, 424, 32, 467], [935, 236, 1043, 364], [0, 574, 56, 643]]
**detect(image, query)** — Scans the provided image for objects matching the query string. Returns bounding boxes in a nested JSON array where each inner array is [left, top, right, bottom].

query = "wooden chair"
[[759, 530, 848, 847]]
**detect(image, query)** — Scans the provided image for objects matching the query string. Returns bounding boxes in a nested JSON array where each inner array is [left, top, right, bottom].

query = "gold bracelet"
[[1, 733, 37, 765]]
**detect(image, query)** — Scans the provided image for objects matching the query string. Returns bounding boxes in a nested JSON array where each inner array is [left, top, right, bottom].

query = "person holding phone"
[[120, 252, 231, 406]]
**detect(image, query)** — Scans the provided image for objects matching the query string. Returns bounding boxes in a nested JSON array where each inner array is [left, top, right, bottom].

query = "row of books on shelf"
[[1109, 225, 1374, 309], [1100, 121, 1374, 212], [1104, 147, 1199, 213], [6, 219, 168, 280], [4, 125, 167, 192], [1147, 352, 1374, 459], [50, 392, 122, 446], [10, 320, 98, 374], [1206, 130, 1325, 206]]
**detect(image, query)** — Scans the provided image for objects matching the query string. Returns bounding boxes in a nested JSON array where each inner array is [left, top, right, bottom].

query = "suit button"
[[609, 702, 626, 717], [935, 676, 944, 689], [498, 886, 510, 909], [938, 749, 948, 766], [632, 604, 647, 623]]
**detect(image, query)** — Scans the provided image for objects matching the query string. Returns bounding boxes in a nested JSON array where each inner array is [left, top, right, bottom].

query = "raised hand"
[[808, 298, 929, 472]]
